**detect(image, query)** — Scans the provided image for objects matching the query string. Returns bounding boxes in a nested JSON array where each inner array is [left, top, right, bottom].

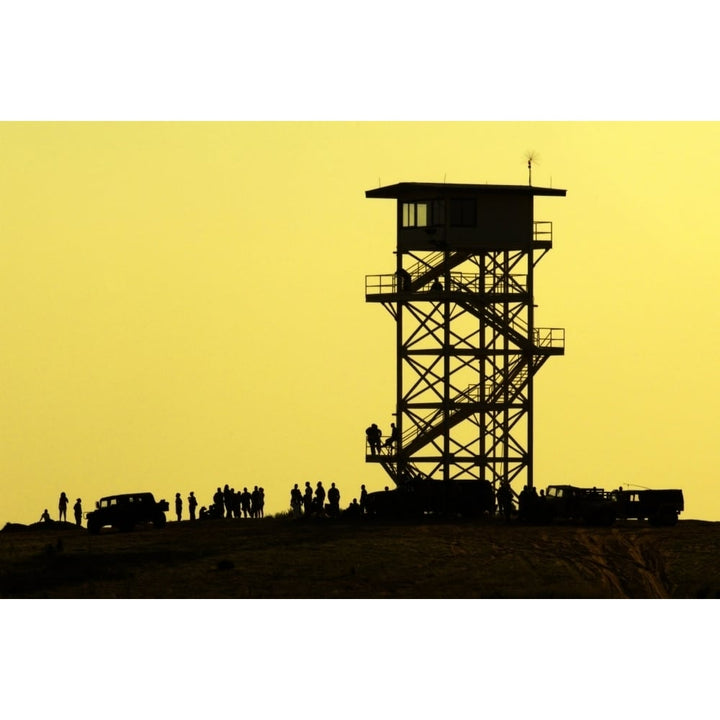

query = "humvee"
[[86, 492, 170, 534]]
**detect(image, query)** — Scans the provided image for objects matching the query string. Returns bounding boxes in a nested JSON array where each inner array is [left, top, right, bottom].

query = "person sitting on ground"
[[40, 509, 51, 522]]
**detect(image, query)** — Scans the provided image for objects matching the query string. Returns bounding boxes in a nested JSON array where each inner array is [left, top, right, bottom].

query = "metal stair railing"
[[365, 251, 471, 296], [398, 361, 530, 456]]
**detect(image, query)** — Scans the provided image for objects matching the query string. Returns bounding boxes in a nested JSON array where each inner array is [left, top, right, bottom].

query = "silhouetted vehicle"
[[364, 478, 494, 519], [612, 488, 684, 526], [86, 493, 170, 534], [542, 485, 616, 526]]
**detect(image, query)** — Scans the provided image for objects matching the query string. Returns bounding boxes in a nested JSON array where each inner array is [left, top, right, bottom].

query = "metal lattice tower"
[[365, 182, 566, 493]]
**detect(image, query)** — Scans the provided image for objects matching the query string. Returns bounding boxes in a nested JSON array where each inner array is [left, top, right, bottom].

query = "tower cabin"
[[366, 182, 566, 253]]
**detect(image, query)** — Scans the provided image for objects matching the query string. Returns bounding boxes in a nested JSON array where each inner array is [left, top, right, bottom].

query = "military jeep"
[[86, 492, 169, 534]]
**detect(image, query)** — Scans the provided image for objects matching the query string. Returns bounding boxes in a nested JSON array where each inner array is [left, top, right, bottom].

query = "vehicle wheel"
[[153, 512, 166, 529], [651, 508, 678, 527], [87, 520, 101, 535]]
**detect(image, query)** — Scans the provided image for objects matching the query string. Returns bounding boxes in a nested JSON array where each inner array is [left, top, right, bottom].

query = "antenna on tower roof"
[[525, 150, 540, 186]]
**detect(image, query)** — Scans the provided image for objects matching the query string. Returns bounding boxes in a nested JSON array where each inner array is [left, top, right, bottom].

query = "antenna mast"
[[525, 150, 538, 186]]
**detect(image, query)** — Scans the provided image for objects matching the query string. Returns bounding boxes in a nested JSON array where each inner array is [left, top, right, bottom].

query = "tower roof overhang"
[[366, 182, 567, 199]]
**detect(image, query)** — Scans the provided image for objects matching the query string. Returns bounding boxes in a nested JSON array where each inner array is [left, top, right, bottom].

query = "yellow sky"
[[1, 121, 719, 524]]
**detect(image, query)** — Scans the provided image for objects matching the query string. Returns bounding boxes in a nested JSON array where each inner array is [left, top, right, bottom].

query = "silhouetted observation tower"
[[365, 181, 566, 493]]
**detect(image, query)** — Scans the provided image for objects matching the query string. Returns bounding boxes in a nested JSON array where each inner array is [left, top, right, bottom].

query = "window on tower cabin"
[[402, 200, 445, 227]]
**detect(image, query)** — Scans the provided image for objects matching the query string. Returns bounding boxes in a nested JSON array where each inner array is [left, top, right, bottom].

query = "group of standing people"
[[40, 492, 83, 526], [290, 481, 340, 518], [290, 481, 367, 519], [365, 422, 398, 456], [174, 485, 266, 522]]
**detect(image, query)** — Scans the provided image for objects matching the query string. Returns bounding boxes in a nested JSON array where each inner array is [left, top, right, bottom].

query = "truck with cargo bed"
[[611, 488, 684, 526]]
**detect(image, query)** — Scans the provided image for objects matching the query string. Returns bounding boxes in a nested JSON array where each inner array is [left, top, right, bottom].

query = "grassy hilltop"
[[1, 517, 719, 599]]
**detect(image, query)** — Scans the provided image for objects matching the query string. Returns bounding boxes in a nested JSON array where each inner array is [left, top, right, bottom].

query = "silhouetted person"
[[251, 486, 261, 518], [58, 492, 69, 522], [232, 489, 241, 518], [518, 485, 532, 522], [241, 487, 251, 518], [258, 487, 265, 518], [535, 488, 549, 522], [40, 508, 51, 523], [366, 423, 382, 455], [327, 482, 340, 517], [497, 481, 513, 522], [383, 423, 398, 452], [315, 481, 326, 515], [223, 484, 233, 519], [291, 484, 303, 518], [430, 279, 443, 292], [73, 498, 82, 526], [345, 498, 361, 518], [396, 268, 411, 291], [199, 506, 208, 520], [303, 482, 313, 516], [188, 491, 198, 520], [360, 484, 368, 515], [213, 487, 224, 518], [175, 492, 182, 522]]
